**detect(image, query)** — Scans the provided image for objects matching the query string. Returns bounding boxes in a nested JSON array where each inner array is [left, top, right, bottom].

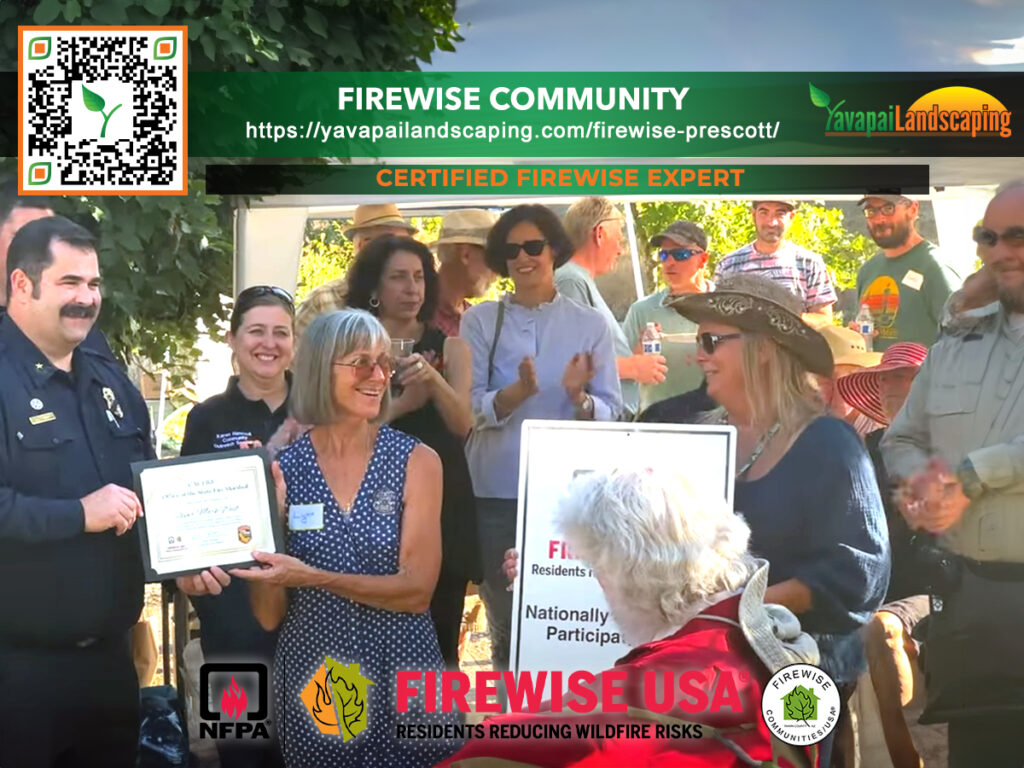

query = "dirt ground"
[[174, 590, 949, 767]]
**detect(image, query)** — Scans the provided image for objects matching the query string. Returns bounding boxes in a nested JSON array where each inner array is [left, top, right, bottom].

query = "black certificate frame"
[[131, 448, 285, 582]]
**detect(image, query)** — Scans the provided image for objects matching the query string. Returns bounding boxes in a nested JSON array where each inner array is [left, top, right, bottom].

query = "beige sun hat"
[[739, 560, 820, 673], [342, 204, 417, 238], [818, 325, 882, 369], [432, 208, 498, 249]]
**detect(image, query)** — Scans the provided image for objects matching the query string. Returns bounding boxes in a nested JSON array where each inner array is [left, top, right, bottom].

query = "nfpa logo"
[[199, 663, 272, 740]]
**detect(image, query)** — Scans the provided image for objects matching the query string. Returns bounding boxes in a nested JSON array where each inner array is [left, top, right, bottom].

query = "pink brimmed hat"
[[836, 343, 928, 425]]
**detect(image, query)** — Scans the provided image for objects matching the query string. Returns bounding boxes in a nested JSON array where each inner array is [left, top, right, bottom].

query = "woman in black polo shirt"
[[178, 285, 293, 768]]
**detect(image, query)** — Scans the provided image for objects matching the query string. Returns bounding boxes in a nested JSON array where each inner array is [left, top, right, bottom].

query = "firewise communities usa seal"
[[761, 663, 841, 746]]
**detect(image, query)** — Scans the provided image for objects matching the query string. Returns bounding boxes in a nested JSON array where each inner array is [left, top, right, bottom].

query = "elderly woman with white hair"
[[439, 468, 819, 768], [234, 309, 460, 768]]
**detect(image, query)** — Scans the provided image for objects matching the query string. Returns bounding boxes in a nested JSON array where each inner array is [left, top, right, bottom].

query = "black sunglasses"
[[973, 225, 1024, 248], [237, 284, 295, 309], [658, 248, 702, 262], [698, 332, 742, 355], [502, 240, 548, 260]]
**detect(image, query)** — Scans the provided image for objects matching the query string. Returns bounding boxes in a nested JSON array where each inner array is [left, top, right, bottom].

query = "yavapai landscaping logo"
[[809, 82, 1012, 138], [300, 656, 375, 741], [761, 663, 840, 747]]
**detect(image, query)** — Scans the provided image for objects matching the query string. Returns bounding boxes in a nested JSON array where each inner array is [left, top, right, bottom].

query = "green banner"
[[206, 163, 929, 196], [189, 72, 1022, 158]]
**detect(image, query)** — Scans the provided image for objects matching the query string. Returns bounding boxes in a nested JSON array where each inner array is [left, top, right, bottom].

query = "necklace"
[[735, 422, 781, 479], [330, 426, 377, 516]]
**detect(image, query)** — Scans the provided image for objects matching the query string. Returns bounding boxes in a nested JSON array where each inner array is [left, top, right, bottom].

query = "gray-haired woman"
[[233, 309, 460, 768], [447, 468, 820, 768]]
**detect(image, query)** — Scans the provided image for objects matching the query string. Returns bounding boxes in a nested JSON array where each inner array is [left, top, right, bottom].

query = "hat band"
[[351, 215, 411, 229], [437, 227, 489, 239]]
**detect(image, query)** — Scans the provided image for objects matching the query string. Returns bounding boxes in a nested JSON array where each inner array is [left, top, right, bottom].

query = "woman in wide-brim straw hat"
[[666, 272, 890, 767]]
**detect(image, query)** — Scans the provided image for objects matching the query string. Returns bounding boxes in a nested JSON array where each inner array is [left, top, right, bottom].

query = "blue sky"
[[425, 0, 1024, 70]]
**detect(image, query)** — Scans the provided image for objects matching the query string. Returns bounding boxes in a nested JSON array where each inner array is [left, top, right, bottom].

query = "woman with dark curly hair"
[[345, 234, 480, 669], [460, 204, 622, 676]]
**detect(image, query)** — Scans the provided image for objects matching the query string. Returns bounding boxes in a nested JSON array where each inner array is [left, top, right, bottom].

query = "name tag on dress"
[[289, 503, 324, 531], [901, 270, 924, 291]]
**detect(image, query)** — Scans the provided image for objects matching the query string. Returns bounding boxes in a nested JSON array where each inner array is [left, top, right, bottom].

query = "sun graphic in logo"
[[907, 86, 1007, 114]]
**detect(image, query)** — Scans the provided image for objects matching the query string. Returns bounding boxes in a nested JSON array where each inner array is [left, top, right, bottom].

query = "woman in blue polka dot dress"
[[235, 309, 462, 768]]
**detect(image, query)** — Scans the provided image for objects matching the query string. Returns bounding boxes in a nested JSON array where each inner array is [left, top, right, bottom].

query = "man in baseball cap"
[[431, 208, 498, 337], [295, 204, 417, 339], [854, 191, 958, 350], [622, 220, 711, 415], [715, 200, 838, 321]]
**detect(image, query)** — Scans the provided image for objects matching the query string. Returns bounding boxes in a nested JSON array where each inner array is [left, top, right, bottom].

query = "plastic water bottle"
[[856, 303, 874, 352], [642, 322, 662, 355]]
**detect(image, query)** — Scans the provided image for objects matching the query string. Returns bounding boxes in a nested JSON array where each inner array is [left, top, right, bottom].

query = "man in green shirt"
[[623, 220, 711, 412], [856, 194, 959, 349]]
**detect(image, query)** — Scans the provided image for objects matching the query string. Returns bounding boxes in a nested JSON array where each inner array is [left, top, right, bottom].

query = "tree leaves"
[[808, 82, 831, 110], [33, 0, 62, 24], [6, 0, 461, 72], [142, 0, 172, 17], [304, 7, 328, 38], [782, 685, 819, 722], [63, 0, 82, 23], [81, 85, 106, 112]]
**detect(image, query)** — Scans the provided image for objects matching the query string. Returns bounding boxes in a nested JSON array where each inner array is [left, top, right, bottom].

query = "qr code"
[[19, 27, 187, 195]]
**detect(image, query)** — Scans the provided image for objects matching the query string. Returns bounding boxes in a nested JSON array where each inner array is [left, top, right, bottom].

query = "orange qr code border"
[[18, 25, 188, 196]]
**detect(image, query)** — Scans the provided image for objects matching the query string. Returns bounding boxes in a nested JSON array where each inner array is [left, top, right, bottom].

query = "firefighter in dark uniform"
[[0, 216, 151, 768]]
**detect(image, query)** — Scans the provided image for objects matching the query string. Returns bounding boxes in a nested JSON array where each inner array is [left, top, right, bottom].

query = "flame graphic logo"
[[300, 658, 374, 739], [220, 675, 248, 720]]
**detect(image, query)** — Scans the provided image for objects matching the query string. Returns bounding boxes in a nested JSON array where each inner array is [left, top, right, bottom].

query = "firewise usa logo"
[[301, 656, 375, 741]]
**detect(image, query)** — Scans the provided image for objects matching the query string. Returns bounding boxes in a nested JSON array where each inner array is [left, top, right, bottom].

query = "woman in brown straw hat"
[[668, 272, 889, 768]]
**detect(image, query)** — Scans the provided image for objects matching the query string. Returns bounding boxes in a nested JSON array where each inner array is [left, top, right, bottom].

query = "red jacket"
[[436, 595, 816, 768]]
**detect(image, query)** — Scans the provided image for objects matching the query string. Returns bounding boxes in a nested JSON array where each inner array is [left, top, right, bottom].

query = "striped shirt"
[[715, 241, 837, 312]]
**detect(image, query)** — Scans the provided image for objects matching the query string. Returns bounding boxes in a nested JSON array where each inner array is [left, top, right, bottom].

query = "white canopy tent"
[[187, 156, 1013, 401], [232, 156, 1015, 298]]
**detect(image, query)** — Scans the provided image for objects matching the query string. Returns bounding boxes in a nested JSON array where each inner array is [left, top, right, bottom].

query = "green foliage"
[[0, 159, 233, 383], [782, 685, 820, 722], [296, 220, 354, 301], [632, 200, 875, 293], [0, 0, 462, 72], [0, 2, 462, 382]]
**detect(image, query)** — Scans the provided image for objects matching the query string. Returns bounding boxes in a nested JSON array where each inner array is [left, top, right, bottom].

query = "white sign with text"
[[509, 420, 736, 698]]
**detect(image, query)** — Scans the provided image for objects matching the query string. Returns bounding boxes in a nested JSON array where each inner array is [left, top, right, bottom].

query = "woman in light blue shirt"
[[460, 204, 622, 675]]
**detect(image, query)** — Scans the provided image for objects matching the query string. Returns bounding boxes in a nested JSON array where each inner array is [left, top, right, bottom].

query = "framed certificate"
[[132, 449, 285, 582]]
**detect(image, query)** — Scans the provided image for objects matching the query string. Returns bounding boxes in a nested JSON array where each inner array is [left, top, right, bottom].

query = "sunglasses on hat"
[[658, 247, 703, 262], [973, 225, 1024, 248], [502, 240, 548, 260], [236, 284, 295, 309]]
